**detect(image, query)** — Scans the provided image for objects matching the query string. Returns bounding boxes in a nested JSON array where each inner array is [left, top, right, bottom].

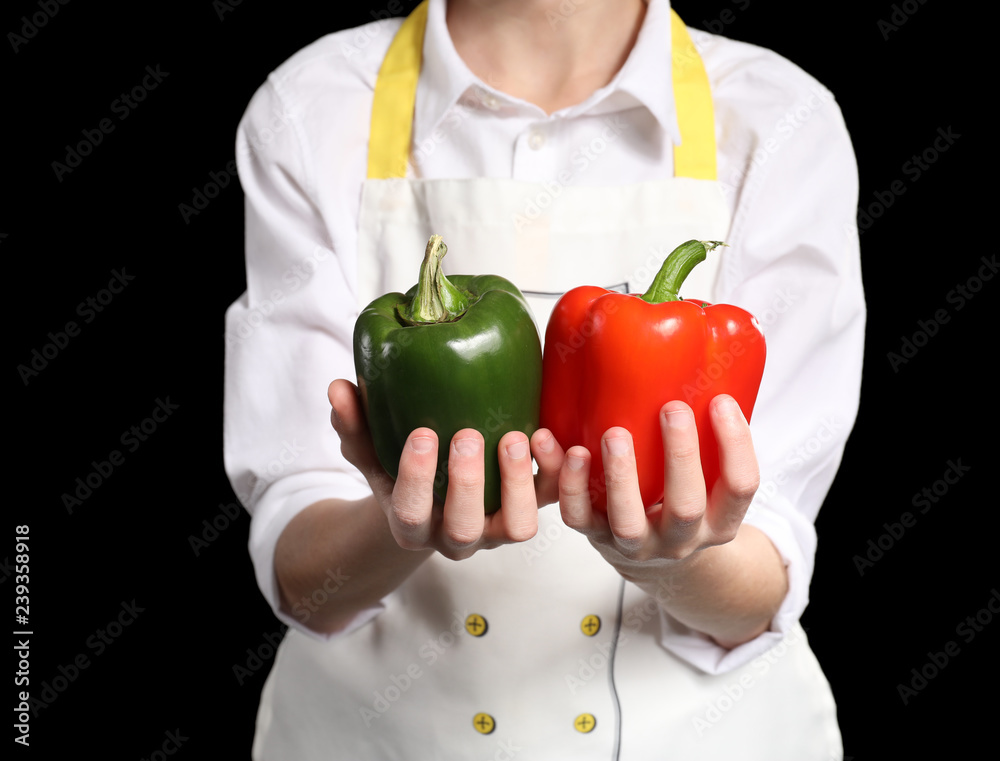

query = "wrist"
[[606, 526, 787, 649], [275, 496, 432, 635]]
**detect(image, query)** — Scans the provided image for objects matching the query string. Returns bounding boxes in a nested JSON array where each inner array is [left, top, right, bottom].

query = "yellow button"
[[580, 615, 601, 636], [574, 713, 597, 733], [465, 614, 488, 637], [473, 713, 496, 734]]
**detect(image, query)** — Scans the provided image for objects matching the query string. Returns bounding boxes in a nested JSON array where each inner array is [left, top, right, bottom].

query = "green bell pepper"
[[353, 235, 542, 513]]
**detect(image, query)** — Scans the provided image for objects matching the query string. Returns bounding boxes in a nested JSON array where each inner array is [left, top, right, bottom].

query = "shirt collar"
[[414, 0, 681, 147], [414, 0, 481, 150], [602, 0, 680, 141]]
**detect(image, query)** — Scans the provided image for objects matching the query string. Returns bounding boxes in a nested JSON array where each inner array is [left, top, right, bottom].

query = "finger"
[[530, 428, 564, 507], [441, 430, 487, 549], [601, 428, 650, 552], [659, 401, 707, 544], [558, 445, 597, 532], [389, 428, 440, 549], [490, 431, 538, 543], [328, 379, 394, 502], [328, 379, 367, 453], [707, 395, 759, 540]]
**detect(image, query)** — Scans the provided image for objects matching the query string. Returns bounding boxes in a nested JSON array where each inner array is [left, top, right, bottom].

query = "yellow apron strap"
[[669, 9, 716, 180], [367, 0, 429, 179], [367, 1, 716, 181]]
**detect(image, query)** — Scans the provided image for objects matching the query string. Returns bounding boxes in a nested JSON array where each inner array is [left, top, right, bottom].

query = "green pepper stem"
[[641, 240, 727, 303], [403, 235, 471, 323]]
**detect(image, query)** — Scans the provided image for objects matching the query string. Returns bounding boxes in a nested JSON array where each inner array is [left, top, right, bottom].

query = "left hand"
[[558, 394, 760, 576]]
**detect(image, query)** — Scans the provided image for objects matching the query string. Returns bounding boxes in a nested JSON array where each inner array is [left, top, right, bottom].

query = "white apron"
[[254, 3, 843, 759]]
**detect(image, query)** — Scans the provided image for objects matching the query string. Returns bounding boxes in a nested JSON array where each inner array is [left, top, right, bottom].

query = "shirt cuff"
[[246, 472, 385, 641], [655, 493, 814, 675]]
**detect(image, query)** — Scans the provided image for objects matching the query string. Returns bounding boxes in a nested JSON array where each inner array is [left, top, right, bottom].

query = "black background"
[[7, 0, 993, 758]]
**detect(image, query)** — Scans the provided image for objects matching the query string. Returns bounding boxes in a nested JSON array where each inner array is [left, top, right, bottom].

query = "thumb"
[[328, 379, 394, 502]]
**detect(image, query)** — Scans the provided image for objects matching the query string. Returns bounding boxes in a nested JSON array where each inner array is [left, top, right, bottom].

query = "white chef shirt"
[[224, 0, 865, 676]]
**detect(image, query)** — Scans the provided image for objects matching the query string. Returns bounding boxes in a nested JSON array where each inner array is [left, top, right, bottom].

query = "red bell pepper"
[[540, 240, 766, 512]]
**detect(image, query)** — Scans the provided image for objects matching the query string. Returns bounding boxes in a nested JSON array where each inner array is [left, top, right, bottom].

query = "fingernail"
[[664, 407, 695, 429], [567, 453, 585, 471], [536, 432, 554, 454], [605, 436, 629, 456], [453, 437, 482, 456], [714, 395, 740, 418], [410, 436, 434, 454], [505, 439, 528, 459]]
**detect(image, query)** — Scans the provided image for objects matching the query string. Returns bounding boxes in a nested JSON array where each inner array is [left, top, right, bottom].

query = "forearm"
[[614, 524, 787, 649], [274, 496, 432, 635]]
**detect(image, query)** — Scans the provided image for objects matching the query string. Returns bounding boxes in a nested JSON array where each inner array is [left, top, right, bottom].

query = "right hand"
[[328, 379, 564, 560]]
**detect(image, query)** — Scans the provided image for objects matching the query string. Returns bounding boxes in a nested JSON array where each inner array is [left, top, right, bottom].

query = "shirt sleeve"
[[223, 73, 380, 639], [655, 50, 866, 673]]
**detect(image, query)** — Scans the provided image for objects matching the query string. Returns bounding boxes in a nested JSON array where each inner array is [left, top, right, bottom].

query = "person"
[[223, 0, 865, 758]]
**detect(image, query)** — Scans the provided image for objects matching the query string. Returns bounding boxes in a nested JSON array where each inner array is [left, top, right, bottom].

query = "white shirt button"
[[527, 129, 546, 150], [478, 90, 500, 110]]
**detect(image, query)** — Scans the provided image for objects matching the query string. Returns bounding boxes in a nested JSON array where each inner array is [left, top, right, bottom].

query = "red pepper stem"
[[403, 235, 470, 323], [641, 240, 727, 304]]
